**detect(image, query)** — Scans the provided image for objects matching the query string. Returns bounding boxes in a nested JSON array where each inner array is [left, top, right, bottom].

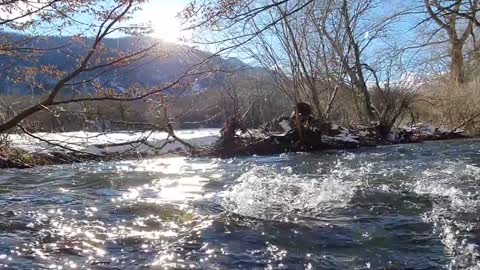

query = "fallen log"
[[198, 121, 467, 158]]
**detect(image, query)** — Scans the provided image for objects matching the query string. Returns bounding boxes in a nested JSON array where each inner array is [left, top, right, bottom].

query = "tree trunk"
[[450, 42, 465, 84], [310, 88, 326, 123], [356, 76, 377, 124], [341, 0, 378, 124]]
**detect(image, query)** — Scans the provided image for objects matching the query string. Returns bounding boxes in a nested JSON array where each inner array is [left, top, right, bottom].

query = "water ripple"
[[1, 139, 480, 269]]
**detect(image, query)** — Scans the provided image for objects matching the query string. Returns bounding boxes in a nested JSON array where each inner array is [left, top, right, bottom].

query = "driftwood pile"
[[201, 103, 466, 158]]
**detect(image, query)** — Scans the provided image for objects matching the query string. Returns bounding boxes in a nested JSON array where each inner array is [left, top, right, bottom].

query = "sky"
[[135, 0, 435, 74], [0, 0, 447, 75], [1, 0, 424, 49], [0, 0, 192, 43], [139, 0, 191, 43]]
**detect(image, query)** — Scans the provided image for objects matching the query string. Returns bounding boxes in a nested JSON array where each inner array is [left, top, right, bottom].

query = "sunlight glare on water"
[[2, 140, 480, 269]]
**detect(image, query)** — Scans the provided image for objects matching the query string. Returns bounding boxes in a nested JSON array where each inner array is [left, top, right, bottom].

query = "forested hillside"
[[0, 33, 258, 95]]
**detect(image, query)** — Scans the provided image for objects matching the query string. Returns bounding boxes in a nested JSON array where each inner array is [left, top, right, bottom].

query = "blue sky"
[[10, 0, 440, 76], [20, 0, 192, 42], [118, 1, 448, 79]]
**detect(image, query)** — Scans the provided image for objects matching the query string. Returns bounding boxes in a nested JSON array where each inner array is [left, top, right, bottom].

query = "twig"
[[17, 125, 104, 157], [453, 111, 480, 131]]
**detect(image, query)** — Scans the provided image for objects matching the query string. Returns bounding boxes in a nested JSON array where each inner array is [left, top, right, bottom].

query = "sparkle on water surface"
[[1, 139, 480, 269]]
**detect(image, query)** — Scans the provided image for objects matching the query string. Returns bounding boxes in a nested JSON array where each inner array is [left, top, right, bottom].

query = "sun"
[[150, 16, 183, 43], [142, 2, 188, 44]]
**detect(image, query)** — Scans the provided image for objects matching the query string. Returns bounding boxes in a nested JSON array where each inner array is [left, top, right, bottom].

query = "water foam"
[[414, 161, 480, 269], [220, 160, 370, 220]]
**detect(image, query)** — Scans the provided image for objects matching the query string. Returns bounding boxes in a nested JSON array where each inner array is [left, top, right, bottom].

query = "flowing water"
[[1, 139, 480, 269]]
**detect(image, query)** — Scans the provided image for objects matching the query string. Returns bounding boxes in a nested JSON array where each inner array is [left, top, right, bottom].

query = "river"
[[1, 139, 480, 269]]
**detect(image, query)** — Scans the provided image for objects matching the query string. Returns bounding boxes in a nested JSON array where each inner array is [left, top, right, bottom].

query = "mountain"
[[0, 33, 264, 96]]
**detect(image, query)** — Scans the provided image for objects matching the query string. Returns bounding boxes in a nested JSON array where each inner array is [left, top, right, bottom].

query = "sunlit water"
[[2, 139, 480, 269]]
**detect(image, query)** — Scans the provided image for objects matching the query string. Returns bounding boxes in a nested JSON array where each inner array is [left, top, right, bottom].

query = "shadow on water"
[[1, 139, 480, 269]]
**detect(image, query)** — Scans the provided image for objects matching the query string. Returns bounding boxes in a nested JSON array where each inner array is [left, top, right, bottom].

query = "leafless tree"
[[238, 3, 340, 123], [182, 0, 416, 130], [422, 0, 479, 83]]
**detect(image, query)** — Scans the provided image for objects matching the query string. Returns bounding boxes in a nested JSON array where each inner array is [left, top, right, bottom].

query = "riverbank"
[[197, 123, 467, 158], [0, 146, 53, 169], [0, 144, 198, 169], [0, 129, 220, 169], [0, 124, 468, 169]]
